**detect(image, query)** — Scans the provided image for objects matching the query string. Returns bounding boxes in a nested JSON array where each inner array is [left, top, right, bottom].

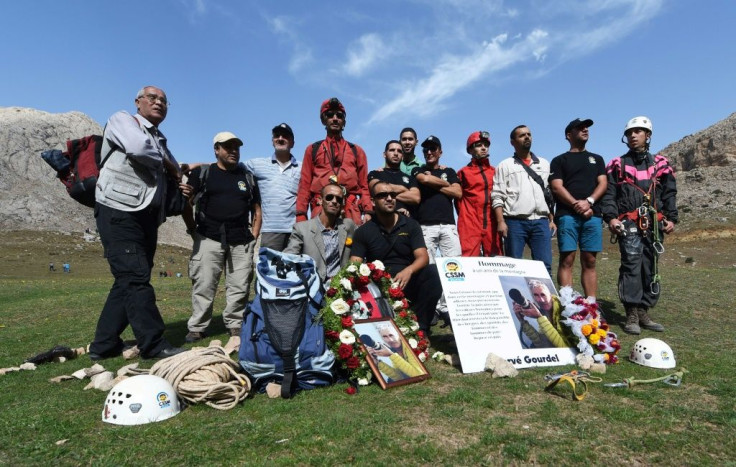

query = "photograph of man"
[[362, 323, 425, 382], [506, 279, 572, 349]]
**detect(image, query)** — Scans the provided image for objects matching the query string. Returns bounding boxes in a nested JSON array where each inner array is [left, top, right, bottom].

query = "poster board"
[[437, 257, 577, 373]]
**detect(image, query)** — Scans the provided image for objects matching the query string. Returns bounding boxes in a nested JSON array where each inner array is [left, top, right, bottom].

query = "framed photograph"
[[354, 318, 430, 390]]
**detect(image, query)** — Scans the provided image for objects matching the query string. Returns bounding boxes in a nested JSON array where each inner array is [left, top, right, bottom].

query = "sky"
[[2, 0, 735, 171]]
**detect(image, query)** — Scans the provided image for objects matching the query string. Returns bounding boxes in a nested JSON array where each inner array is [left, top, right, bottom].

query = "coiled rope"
[[145, 346, 251, 410]]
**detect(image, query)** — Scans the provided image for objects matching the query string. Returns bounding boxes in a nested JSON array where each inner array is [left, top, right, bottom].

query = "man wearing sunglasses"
[[350, 182, 442, 336], [296, 97, 372, 225], [285, 182, 357, 283]]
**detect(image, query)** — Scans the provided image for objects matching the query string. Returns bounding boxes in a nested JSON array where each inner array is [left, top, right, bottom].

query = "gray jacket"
[[95, 111, 177, 224]]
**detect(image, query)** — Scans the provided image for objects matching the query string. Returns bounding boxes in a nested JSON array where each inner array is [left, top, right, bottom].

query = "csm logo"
[[443, 260, 465, 281]]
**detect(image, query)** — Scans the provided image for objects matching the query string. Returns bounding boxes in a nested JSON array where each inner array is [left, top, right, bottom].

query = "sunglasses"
[[323, 194, 344, 204], [373, 191, 398, 200], [324, 110, 345, 119]]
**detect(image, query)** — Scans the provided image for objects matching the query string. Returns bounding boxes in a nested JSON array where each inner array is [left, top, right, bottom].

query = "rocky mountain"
[[659, 112, 736, 214], [0, 107, 190, 247], [1, 107, 734, 244]]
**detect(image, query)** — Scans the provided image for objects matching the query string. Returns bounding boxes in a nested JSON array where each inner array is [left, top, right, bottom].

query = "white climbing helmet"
[[624, 116, 653, 135], [102, 375, 181, 425], [629, 338, 676, 369]]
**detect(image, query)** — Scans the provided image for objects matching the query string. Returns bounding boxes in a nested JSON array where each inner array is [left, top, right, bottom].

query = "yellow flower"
[[604, 353, 610, 362], [581, 324, 593, 336], [345, 237, 353, 246], [597, 329, 607, 338], [591, 319, 600, 328], [588, 333, 601, 345]]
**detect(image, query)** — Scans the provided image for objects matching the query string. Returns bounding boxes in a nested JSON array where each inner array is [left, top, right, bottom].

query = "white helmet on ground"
[[102, 375, 181, 425], [629, 338, 676, 369], [624, 116, 653, 135]]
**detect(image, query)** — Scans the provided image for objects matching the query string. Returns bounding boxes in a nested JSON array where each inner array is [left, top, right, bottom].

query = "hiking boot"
[[623, 306, 641, 335], [185, 331, 205, 343], [638, 307, 665, 332], [228, 327, 241, 337]]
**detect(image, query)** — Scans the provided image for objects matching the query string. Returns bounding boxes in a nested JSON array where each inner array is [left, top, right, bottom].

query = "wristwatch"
[[586, 197, 595, 206]]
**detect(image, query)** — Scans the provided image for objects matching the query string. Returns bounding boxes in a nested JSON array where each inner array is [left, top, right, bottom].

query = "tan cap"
[[213, 131, 243, 146]]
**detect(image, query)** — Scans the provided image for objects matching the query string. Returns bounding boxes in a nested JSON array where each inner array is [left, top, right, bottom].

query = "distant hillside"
[[659, 112, 736, 216], [0, 107, 189, 247], [1, 106, 734, 244]]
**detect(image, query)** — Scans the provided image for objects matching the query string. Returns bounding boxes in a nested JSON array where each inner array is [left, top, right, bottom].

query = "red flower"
[[345, 386, 357, 395], [389, 287, 404, 299], [600, 322, 609, 331], [371, 271, 383, 282], [417, 339, 428, 350], [417, 330, 425, 338], [399, 311, 408, 319], [348, 276, 356, 285], [368, 263, 376, 271], [326, 287, 338, 297], [326, 330, 340, 341], [358, 275, 371, 286], [341, 316, 354, 328], [338, 344, 353, 359], [347, 299, 356, 307], [411, 314, 418, 322], [346, 356, 360, 370]]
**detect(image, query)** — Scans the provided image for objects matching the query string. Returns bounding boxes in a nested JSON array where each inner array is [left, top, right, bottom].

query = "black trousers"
[[90, 204, 170, 358], [617, 219, 663, 308], [403, 264, 442, 334]]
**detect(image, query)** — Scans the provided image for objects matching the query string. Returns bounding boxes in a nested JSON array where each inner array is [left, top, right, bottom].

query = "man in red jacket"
[[457, 131, 501, 256], [296, 98, 372, 225]]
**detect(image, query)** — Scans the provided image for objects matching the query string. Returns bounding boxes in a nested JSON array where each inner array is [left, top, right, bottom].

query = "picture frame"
[[354, 317, 430, 390]]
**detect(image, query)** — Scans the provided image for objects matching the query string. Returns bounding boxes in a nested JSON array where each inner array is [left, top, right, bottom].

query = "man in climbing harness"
[[600, 116, 678, 335], [296, 97, 372, 225]]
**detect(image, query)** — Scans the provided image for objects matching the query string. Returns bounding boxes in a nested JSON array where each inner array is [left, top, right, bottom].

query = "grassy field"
[[0, 227, 734, 465]]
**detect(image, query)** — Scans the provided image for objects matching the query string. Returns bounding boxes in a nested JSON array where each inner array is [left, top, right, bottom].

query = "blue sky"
[[2, 0, 735, 170]]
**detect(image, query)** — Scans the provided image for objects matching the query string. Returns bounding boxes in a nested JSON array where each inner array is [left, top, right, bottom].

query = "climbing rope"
[[604, 368, 687, 389], [142, 346, 251, 410]]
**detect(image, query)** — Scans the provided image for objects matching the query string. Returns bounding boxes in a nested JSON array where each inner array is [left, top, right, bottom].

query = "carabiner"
[[650, 280, 661, 295], [653, 242, 665, 254], [662, 374, 683, 387], [638, 215, 650, 231]]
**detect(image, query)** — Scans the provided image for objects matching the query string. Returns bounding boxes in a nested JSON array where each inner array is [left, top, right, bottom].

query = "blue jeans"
[[504, 217, 553, 274]]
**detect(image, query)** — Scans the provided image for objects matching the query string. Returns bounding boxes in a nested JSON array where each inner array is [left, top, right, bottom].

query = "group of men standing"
[[88, 86, 678, 361]]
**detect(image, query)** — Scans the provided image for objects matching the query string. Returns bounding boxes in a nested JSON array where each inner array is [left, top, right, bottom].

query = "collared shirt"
[[491, 153, 551, 220], [322, 228, 340, 280], [350, 214, 426, 276], [400, 155, 421, 176], [243, 154, 300, 233]]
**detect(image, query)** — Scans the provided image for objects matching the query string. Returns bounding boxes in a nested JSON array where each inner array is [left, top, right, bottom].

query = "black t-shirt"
[[410, 165, 459, 225], [190, 164, 260, 244], [350, 215, 426, 276], [549, 151, 606, 217], [367, 168, 418, 214]]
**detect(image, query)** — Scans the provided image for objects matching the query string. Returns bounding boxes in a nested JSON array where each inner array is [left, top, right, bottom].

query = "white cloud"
[[267, 15, 314, 73], [343, 34, 386, 77], [369, 30, 549, 123]]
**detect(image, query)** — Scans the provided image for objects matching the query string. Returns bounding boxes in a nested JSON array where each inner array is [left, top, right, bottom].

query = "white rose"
[[339, 330, 356, 345], [432, 351, 446, 361], [418, 352, 427, 362], [410, 323, 419, 332], [392, 300, 404, 310], [371, 260, 385, 271], [330, 298, 350, 315], [408, 338, 418, 349], [346, 264, 358, 273], [359, 263, 371, 277], [399, 327, 409, 334], [340, 278, 352, 292], [357, 378, 369, 386]]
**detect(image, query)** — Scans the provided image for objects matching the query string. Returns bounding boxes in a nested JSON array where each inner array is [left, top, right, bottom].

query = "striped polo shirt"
[[243, 154, 301, 233]]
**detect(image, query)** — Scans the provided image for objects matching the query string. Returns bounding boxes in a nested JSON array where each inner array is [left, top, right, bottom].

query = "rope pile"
[[147, 346, 251, 410]]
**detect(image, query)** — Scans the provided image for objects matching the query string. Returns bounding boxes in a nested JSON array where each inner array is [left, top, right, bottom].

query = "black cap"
[[272, 123, 294, 138], [421, 135, 442, 149], [565, 118, 594, 135]]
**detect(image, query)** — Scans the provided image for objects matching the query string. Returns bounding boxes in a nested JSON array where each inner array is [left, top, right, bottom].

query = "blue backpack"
[[239, 248, 335, 398]]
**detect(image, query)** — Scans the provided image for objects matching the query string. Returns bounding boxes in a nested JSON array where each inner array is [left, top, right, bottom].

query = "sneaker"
[[185, 331, 205, 343]]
